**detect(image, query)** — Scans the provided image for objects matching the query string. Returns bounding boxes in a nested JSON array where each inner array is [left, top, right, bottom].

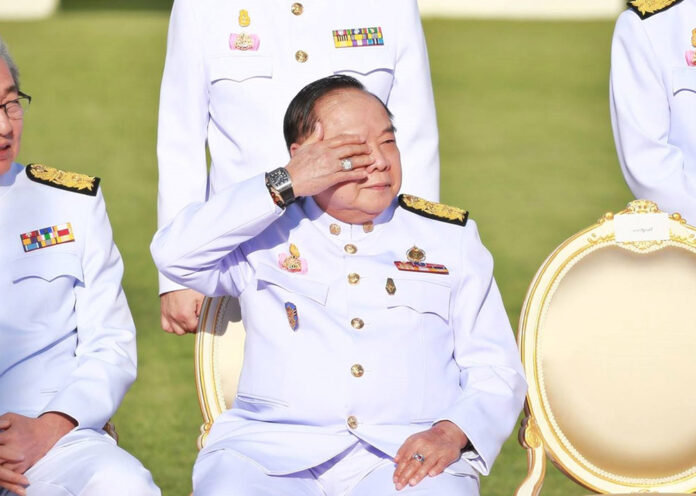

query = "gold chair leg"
[[514, 415, 546, 496]]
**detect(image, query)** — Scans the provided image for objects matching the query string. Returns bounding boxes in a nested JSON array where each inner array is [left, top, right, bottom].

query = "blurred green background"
[[1, 2, 632, 494]]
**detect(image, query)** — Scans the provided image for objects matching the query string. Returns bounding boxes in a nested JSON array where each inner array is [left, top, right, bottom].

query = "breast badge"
[[332, 27, 384, 48], [687, 28, 696, 66], [285, 302, 299, 331], [21, 223, 75, 252], [238, 9, 250, 27], [278, 243, 307, 273], [385, 277, 396, 295], [406, 245, 426, 263], [230, 33, 260, 51]]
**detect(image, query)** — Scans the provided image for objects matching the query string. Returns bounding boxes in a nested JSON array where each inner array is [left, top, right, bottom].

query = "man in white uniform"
[[610, 0, 696, 223], [152, 75, 526, 495], [157, 0, 441, 334], [0, 39, 160, 496]]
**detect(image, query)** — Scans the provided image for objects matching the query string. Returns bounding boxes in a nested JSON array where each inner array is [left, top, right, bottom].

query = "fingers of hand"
[[303, 122, 324, 145], [0, 465, 29, 492], [339, 154, 374, 172], [428, 457, 450, 478], [326, 133, 365, 149], [0, 446, 25, 463]]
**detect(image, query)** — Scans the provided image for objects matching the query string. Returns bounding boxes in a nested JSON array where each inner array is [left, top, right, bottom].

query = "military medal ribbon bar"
[[394, 261, 449, 275], [21, 223, 75, 252], [333, 27, 384, 48]]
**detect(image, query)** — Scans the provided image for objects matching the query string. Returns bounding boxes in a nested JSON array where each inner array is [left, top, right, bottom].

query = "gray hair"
[[0, 36, 20, 89]]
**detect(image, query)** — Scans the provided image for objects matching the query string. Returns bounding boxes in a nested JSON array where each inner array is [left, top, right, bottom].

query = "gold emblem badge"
[[279, 243, 307, 273], [234, 33, 254, 50], [238, 9, 250, 27], [406, 245, 426, 263], [386, 278, 396, 295], [26, 163, 100, 196]]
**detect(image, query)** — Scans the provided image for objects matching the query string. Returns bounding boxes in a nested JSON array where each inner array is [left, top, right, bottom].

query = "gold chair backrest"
[[194, 295, 246, 449], [516, 200, 696, 495]]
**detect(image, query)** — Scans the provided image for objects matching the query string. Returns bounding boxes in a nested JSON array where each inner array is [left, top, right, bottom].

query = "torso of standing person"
[[610, 0, 696, 222]]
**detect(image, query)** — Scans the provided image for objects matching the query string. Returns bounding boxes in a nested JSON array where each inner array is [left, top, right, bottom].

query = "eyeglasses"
[[0, 91, 31, 120]]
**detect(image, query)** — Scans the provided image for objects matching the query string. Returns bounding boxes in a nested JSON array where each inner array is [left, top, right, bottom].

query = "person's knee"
[[82, 463, 160, 496]]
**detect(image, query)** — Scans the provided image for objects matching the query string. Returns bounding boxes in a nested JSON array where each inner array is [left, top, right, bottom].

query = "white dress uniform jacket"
[[0, 163, 136, 430], [157, 0, 440, 293], [152, 174, 527, 478], [610, 0, 696, 223]]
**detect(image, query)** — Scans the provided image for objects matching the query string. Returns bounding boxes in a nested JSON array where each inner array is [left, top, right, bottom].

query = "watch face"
[[269, 168, 291, 189]]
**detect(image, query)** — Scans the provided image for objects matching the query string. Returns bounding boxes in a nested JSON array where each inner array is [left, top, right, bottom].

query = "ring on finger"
[[413, 453, 426, 463], [340, 158, 353, 171]]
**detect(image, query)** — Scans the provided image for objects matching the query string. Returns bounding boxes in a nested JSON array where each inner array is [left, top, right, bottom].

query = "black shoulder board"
[[627, 0, 683, 19], [398, 194, 468, 226], [26, 163, 100, 196]]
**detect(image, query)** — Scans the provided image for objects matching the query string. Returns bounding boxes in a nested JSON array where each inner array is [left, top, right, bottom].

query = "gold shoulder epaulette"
[[26, 163, 100, 196], [398, 194, 468, 226], [627, 0, 683, 19]]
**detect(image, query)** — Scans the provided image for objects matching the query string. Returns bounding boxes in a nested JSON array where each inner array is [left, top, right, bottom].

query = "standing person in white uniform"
[[610, 0, 696, 223], [152, 75, 526, 495], [0, 39, 160, 496], [157, 0, 441, 334]]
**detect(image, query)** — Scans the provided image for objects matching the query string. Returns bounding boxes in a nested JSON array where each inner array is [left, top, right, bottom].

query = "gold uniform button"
[[330, 223, 341, 235], [351, 317, 364, 329], [347, 273, 360, 285], [295, 50, 308, 63], [291, 2, 304, 15], [351, 364, 365, 377], [362, 221, 374, 233], [347, 416, 358, 429], [344, 244, 357, 254]]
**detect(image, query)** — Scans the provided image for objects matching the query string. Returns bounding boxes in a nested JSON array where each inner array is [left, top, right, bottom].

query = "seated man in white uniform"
[[152, 75, 526, 496], [0, 38, 160, 496]]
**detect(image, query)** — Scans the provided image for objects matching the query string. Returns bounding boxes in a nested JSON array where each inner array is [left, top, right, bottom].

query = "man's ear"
[[289, 143, 301, 157]]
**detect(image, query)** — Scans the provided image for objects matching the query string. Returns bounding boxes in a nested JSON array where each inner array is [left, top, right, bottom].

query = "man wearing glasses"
[[0, 39, 160, 496]]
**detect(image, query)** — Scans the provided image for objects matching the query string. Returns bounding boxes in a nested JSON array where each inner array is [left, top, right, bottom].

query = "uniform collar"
[[301, 196, 397, 241], [0, 162, 22, 200]]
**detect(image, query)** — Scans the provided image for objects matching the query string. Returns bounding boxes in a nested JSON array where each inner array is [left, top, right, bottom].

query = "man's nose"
[[0, 110, 12, 136], [367, 147, 389, 172]]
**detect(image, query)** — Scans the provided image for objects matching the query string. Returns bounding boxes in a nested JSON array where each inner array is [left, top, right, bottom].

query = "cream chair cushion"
[[516, 200, 696, 495]]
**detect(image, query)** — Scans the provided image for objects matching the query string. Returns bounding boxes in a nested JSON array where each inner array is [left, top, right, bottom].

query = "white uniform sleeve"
[[41, 190, 137, 430], [610, 11, 696, 217], [389, 0, 440, 201], [151, 175, 284, 297], [156, 0, 210, 294], [436, 222, 527, 475]]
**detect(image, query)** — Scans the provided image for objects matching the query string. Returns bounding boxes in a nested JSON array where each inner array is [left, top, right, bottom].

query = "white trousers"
[[0, 429, 160, 496], [193, 440, 479, 496]]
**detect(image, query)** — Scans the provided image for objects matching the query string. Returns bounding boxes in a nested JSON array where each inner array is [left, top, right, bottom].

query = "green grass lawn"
[[1, 10, 630, 495]]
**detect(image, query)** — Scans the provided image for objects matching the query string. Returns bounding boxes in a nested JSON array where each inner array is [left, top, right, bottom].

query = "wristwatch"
[[265, 167, 295, 208]]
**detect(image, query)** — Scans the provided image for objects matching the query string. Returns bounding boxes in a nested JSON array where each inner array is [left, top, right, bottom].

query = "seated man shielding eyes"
[[152, 74, 526, 496]]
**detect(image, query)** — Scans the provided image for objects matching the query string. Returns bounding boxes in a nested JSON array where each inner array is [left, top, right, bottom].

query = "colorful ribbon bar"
[[21, 223, 75, 252], [333, 27, 384, 48]]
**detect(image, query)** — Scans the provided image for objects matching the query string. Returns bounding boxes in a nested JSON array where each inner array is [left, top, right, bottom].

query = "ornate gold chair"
[[194, 295, 246, 449], [516, 200, 696, 495]]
